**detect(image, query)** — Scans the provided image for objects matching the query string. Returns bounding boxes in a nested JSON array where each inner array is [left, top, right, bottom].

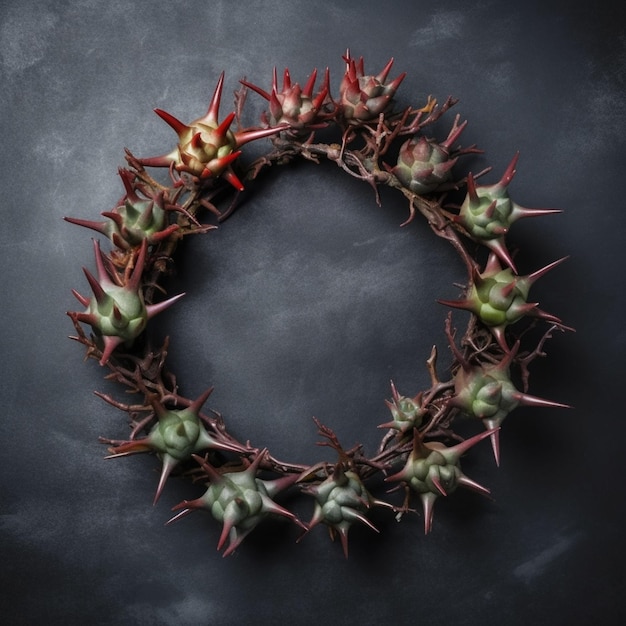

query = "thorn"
[[239, 79, 270, 101], [153, 455, 178, 505], [188, 387, 214, 415], [145, 292, 185, 319], [214, 111, 236, 138], [499, 152, 520, 188], [154, 108, 188, 136], [221, 168, 245, 191], [205, 71, 225, 125], [71, 289, 90, 307], [302, 68, 318, 98], [82, 267, 107, 304], [127, 239, 148, 292], [376, 57, 394, 83], [526, 256, 568, 284]]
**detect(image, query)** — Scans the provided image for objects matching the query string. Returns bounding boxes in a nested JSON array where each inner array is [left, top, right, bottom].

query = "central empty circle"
[[164, 163, 461, 462]]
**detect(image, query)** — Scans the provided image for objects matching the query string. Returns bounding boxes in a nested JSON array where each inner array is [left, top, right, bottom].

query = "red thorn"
[[483, 423, 501, 466], [457, 474, 491, 497], [302, 68, 318, 98], [421, 493, 437, 534], [82, 267, 107, 304], [437, 298, 473, 312], [387, 71, 406, 92], [234, 125, 287, 147], [491, 325, 511, 353], [112, 304, 122, 322], [206, 71, 225, 125], [512, 393, 572, 410], [377, 57, 395, 83], [513, 206, 563, 220], [447, 427, 499, 459], [154, 108, 188, 136], [466, 172, 479, 204], [190, 132, 204, 150], [390, 380, 400, 402], [239, 79, 270, 101], [484, 199, 498, 220], [64, 215, 108, 237], [73, 311, 98, 326], [92, 239, 112, 285], [442, 118, 468, 151], [71, 289, 90, 308], [117, 168, 138, 201], [221, 168, 244, 191], [312, 86, 328, 110], [99, 335, 122, 366], [153, 455, 178, 505], [127, 239, 148, 292], [101, 211, 124, 229], [526, 256, 568, 284], [145, 292, 185, 319], [485, 239, 516, 272], [191, 454, 223, 483], [165, 507, 194, 525], [282, 68, 291, 90], [215, 111, 236, 138], [339, 528, 350, 559], [430, 474, 448, 497], [188, 387, 214, 415], [499, 152, 520, 188]]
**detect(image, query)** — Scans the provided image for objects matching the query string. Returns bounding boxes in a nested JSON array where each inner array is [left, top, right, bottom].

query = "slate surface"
[[1, 1, 624, 624]]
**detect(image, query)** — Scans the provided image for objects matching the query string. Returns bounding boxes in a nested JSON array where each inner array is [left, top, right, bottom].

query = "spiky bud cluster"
[[168, 452, 305, 556], [379, 382, 425, 433], [440, 253, 565, 350], [455, 154, 562, 270], [105, 388, 242, 503], [387, 430, 494, 533], [338, 53, 405, 121], [451, 354, 570, 464], [139, 72, 286, 189], [242, 68, 329, 131], [68, 239, 184, 365], [65, 169, 179, 250], [301, 466, 390, 557], [392, 118, 468, 194]]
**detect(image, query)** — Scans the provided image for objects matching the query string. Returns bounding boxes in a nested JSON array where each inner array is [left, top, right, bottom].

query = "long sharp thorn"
[[206, 71, 225, 125], [215, 111, 236, 138], [189, 387, 214, 415], [499, 152, 520, 188], [154, 108, 188, 136], [282, 68, 291, 90], [128, 239, 148, 292], [302, 68, 318, 98], [239, 79, 270, 101], [154, 455, 177, 505], [526, 256, 569, 284], [513, 393, 572, 409], [83, 267, 107, 304], [376, 57, 394, 83], [457, 474, 491, 497], [71, 289, 90, 307], [146, 292, 185, 319]]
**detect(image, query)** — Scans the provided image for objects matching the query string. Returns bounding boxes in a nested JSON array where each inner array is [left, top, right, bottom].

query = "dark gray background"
[[1, 1, 624, 624]]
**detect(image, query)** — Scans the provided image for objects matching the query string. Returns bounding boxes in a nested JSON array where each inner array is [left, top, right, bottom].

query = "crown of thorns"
[[66, 53, 571, 557]]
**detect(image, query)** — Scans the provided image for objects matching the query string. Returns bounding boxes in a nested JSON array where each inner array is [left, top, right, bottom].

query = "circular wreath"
[[66, 53, 571, 557]]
